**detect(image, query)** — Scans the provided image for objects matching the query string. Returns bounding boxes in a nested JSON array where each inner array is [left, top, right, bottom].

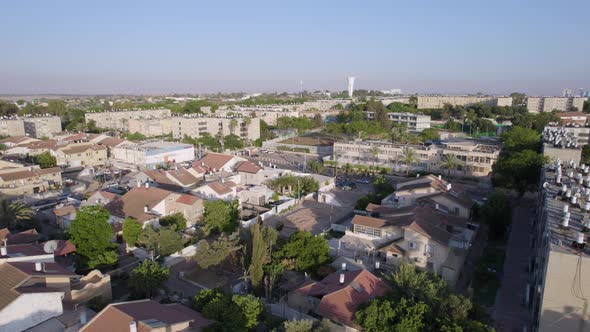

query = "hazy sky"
[[1, 0, 589, 95]]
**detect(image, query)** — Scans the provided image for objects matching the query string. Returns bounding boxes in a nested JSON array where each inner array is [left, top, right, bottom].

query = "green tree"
[[501, 126, 540, 151], [248, 224, 277, 287], [274, 231, 329, 271], [402, 147, 418, 176], [122, 218, 142, 246], [355, 297, 428, 332], [419, 128, 440, 141], [223, 134, 245, 150], [307, 160, 325, 174], [492, 149, 547, 195], [32, 152, 57, 169], [47, 99, 66, 116], [229, 118, 238, 135], [0, 200, 33, 229], [510, 92, 526, 107], [284, 320, 313, 332], [139, 226, 184, 257], [129, 259, 169, 298], [202, 200, 239, 235], [440, 154, 460, 178], [479, 191, 512, 240], [158, 213, 187, 231], [232, 294, 264, 329], [68, 206, 118, 269], [582, 145, 590, 164], [193, 232, 242, 269]]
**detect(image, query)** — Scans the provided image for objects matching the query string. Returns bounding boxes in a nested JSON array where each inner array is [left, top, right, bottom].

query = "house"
[[417, 191, 474, 219], [0, 136, 40, 148], [0, 166, 62, 197], [193, 153, 244, 173], [0, 262, 111, 332], [4, 139, 59, 156], [106, 185, 204, 229], [192, 180, 237, 200], [235, 160, 263, 185], [345, 204, 474, 285], [79, 299, 211, 332], [288, 269, 390, 330], [239, 185, 275, 206], [0, 228, 41, 245], [95, 136, 132, 157], [381, 174, 451, 208], [140, 168, 200, 192], [83, 190, 120, 207], [52, 143, 107, 168], [53, 205, 78, 229], [0, 262, 77, 331]]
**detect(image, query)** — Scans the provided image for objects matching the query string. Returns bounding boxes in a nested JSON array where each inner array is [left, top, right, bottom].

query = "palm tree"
[[440, 154, 459, 178], [344, 163, 353, 175], [0, 200, 33, 229], [402, 146, 418, 176], [229, 118, 238, 135], [370, 146, 380, 168]]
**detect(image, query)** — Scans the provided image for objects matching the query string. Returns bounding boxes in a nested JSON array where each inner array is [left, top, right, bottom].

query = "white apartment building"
[[171, 115, 260, 141], [364, 112, 431, 131], [417, 96, 513, 109], [128, 118, 172, 137], [112, 141, 195, 168], [333, 138, 501, 179], [22, 116, 62, 138], [0, 119, 25, 137], [224, 107, 300, 126], [85, 109, 171, 130], [526, 96, 585, 113]]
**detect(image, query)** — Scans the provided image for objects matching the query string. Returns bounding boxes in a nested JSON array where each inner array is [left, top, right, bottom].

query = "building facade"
[[364, 112, 431, 131], [333, 138, 501, 179], [0, 166, 62, 197], [52, 143, 107, 168], [127, 118, 173, 137], [171, 116, 260, 141], [22, 116, 62, 138], [0, 119, 26, 137], [112, 141, 195, 168], [85, 109, 171, 130], [417, 96, 512, 109], [526, 97, 585, 113]]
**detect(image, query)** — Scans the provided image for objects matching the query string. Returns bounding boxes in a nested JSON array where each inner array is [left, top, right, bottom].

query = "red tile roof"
[[166, 168, 199, 186], [235, 161, 262, 174], [206, 180, 236, 195], [106, 186, 172, 222], [176, 194, 201, 205], [194, 153, 234, 172], [53, 205, 77, 217], [295, 269, 390, 326], [49, 240, 76, 256], [80, 299, 211, 332], [6, 229, 40, 245]]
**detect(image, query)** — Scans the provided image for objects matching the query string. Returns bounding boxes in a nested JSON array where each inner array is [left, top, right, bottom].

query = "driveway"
[[494, 197, 534, 332]]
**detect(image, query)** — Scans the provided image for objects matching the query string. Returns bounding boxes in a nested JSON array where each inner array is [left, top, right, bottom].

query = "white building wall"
[[0, 292, 64, 332]]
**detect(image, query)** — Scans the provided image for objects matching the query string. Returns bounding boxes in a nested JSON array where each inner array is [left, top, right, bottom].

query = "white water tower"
[[347, 76, 355, 98]]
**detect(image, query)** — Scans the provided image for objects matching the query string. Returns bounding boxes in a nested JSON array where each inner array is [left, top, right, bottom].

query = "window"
[[426, 244, 435, 254], [408, 241, 417, 249]]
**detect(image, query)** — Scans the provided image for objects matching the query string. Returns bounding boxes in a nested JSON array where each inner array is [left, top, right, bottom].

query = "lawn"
[[473, 248, 505, 306]]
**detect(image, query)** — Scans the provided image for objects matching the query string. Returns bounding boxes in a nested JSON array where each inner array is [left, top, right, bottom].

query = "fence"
[[164, 243, 200, 266], [241, 197, 298, 228], [269, 303, 317, 322]]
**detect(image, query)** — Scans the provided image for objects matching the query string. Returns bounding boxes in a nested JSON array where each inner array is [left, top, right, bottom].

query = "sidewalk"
[[494, 198, 534, 332]]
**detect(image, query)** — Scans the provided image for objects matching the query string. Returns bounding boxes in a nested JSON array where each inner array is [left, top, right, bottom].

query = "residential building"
[[128, 118, 173, 137], [0, 166, 62, 197], [111, 142, 195, 168], [555, 111, 588, 125], [333, 138, 501, 179], [235, 160, 264, 184], [0, 136, 40, 148], [85, 109, 171, 131], [239, 185, 275, 206], [22, 116, 62, 138], [0, 228, 41, 245], [171, 115, 260, 141], [4, 139, 60, 156], [526, 96, 585, 113], [83, 190, 120, 207], [53, 205, 77, 229], [364, 112, 431, 131], [382, 174, 452, 208], [138, 167, 201, 192], [288, 269, 390, 330], [106, 185, 204, 228], [530, 162, 590, 331], [221, 107, 299, 126], [0, 119, 25, 137], [192, 180, 237, 200], [193, 153, 245, 174], [417, 95, 512, 109], [79, 299, 211, 332], [52, 143, 108, 167]]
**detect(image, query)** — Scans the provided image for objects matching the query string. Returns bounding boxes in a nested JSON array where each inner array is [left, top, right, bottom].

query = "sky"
[[0, 0, 589, 96]]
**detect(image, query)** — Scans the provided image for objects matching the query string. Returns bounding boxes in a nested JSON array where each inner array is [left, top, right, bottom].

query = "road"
[[494, 197, 534, 332], [164, 258, 204, 298]]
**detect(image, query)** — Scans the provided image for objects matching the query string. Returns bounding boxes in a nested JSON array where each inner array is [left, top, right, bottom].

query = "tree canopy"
[[193, 232, 242, 269], [122, 218, 142, 246], [202, 200, 240, 234], [68, 206, 118, 269], [129, 259, 169, 298], [158, 213, 187, 231], [138, 226, 184, 257], [194, 289, 264, 331], [266, 175, 319, 198], [274, 231, 329, 271], [32, 152, 57, 169], [478, 191, 512, 240]]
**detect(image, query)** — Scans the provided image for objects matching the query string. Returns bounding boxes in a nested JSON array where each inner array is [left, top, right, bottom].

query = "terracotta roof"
[[166, 168, 199, 186], [206, 180, 236, 195], [106, 186, 172, 222], [64, 133, 100, 142], [143, 169, 176, 186], [191, 164, 207, 174], [49, 240, 76, 256], [352, 215, 388, 228], [557, 112, 587, 118], [0, 263, 29, 310], [0, 167, 61, 182], [97, 137, 127, 147], [422, 191, 474, 209], [365, 203, 398, 214], [15, 140, 58, 150], [295, 270, 390, 326], [194, 153, 234, 172], [0, 136, 37, 145], [2, 243, 47, 257], [6, 228, 40, 245], [97, 190, 119, 201], [176, 194, 201, 205], [406, 220, 452, 245], [54, 205, 77, 217], [80, 300, 211, 332], [396, 174, 449, 193], [8, 261, 77, 277], [235, 161, 262, 174], [60, 144, 106, 154]]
